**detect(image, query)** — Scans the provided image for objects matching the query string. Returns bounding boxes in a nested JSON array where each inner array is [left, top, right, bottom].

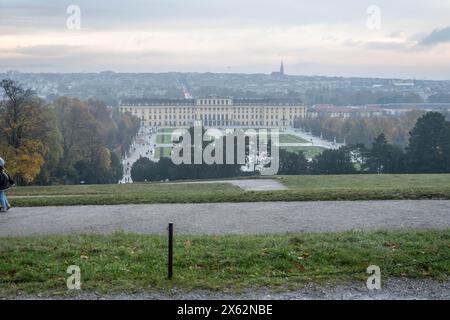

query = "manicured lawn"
[[7, 183, 242, 206], [6, 174, 450, 207], [278, 134, 309, 144], [279, 174, 450, 191], [242, 131, 308, 144], [0, 230, 448, 296], [10, 182, 240, 196]]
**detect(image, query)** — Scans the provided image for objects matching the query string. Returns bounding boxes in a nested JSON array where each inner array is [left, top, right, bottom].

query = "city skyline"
[[1, 1, 450, 80]]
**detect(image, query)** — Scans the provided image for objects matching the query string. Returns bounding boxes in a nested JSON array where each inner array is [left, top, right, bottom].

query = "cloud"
[[420, 26, 450, 46], [1, 1, 450, 78], [12, 44, 187, 61], [342, 38, 414, 52], [364, 41, 413, 51], [0, 0, 406, 34], [15, 45, 83, 56]]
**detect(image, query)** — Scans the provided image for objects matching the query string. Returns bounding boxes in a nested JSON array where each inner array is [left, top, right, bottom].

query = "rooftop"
[[120, 97, 303, 107], [120, 98, 195, 106]]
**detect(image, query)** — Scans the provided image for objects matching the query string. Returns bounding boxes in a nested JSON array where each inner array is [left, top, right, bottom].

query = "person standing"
[[0, 157, 14, 212]]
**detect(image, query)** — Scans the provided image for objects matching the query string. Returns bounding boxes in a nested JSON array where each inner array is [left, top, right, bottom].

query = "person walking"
[[0, 157, 14, 212]]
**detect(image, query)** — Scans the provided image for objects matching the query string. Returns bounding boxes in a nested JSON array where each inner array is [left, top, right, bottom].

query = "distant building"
[[119, 97, 306, 128], [367, 103, 450, 111], [308, 104, 386, 119], [271, 61, 285, 77]]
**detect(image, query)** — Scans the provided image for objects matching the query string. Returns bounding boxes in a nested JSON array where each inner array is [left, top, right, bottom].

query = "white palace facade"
[[119, 97, 306, 128]]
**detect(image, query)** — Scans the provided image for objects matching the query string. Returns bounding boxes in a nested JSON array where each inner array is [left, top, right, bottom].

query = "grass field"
[[278, 134, 309, 144], [0, 229, 448, 296], [7, 182, 242, 207], [279, 174, 450, 190], [157, 129, 308, 144], [6, 174, 450, 207]]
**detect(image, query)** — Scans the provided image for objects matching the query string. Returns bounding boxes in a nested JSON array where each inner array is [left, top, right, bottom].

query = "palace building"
[[119, 97, 306, 128]]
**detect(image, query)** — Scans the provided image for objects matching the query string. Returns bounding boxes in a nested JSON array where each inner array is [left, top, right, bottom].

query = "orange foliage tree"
[[0, 80, 55, 184]]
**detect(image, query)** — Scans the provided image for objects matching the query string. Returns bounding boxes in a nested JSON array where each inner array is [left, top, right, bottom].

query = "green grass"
[[7, 183, 244, 206], [0, 230, 448, 296], [6, 174, 450, 207], [9, 182, 241, 196], [278, 134, 308, 144], [279, 174, 450, 191], [281, 146, 325, 158], [238, 130, 308, 144]]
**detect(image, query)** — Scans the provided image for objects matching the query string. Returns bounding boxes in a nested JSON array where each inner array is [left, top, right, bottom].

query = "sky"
[[1, 0, 450, 79]]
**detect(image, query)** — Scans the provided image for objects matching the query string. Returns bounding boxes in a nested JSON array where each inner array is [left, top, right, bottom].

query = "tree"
[[0, 79, 58, 184], [406, 112, 450, 173], [311, 147, 356, 175], [34, 108, 63, 185], [278, 150, 309, 175], [131, 157, 160, 182], [346, 119, 373, 147], [364, 134, 405, 173], [52, 97, 99, 183], [110, 152, 123, 182], [113, 109, 140, 156]]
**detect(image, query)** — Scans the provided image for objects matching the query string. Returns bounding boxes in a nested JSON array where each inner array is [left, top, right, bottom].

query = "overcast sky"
[[1, 0, 450, 79]]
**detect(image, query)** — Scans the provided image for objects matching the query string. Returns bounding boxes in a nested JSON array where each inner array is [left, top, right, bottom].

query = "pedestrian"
[[0, 157, 14, 212]]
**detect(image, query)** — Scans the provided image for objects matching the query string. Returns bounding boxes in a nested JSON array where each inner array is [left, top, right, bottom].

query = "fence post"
[[168, 222, 173, 279]]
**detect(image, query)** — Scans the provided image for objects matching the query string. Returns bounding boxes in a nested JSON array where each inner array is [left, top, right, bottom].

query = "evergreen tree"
[[278, 150, 309, 175], [311, 147, 356, 175], [364, 134, 405, 173], [406, 112, 450, 173]]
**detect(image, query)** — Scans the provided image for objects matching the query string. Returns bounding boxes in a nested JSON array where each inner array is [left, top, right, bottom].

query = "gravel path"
[[0, 200, 449, 237], [9, 279, 450, 300]]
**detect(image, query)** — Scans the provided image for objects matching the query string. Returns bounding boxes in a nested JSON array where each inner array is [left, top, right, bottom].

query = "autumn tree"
[[0, 79, 58, 184], [51, 97, 105, 183]]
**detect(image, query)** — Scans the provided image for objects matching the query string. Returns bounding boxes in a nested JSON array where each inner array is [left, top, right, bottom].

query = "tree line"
[[295, 110, 429, 147], [302, 89, 425, 106], [282, 112, 450, 175], [0, 79, 140, 185]]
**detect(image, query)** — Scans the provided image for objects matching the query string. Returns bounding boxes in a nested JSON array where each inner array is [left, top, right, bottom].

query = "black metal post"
[[168, 222, 173, 279]]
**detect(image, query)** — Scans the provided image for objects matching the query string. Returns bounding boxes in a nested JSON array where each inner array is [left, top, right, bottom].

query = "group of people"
[[119, 127, 157, 184], [0, 157, 14, 212]]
